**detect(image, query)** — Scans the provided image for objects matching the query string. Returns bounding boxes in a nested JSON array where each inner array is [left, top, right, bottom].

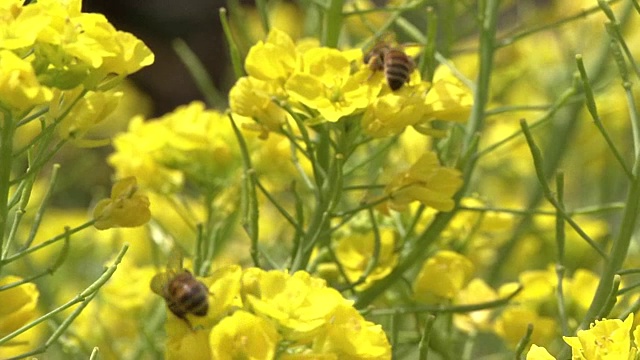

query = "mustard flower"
[[109, 115, 184, 193], [285, 47, 379, 122], [314, 304, 391, 359], [49, 88, 122, 146], [0, 0, 51, 50], [0, 276, 40, 357], [361, 81, 429, 137], [413, 250, 475, 304], [526, 344, 557, 360], [0, 49, 52, 112], [453, 278, 498, 333], [243, 268, 345, 342], [209, 310, 280, 360], [333, 227, 398, 290], [93, 176, 151, 230], [494, 307, 557, 348], [362, 68, 471, 138], [420, 67, 473, 123], [229, 76, 290, 132], [564, 314, 635, 360], [109, 101, 240, 194], [245, 28, 297, 83], [385, 151, 463, 212]]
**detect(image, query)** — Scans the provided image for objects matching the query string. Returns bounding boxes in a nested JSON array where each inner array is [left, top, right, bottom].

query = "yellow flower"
[[245, 28, 297, 82], [494, 307, 557, 348], [109, 115, 184, 193], [243, 269, 345, 341], [0, 50, 52, 112], [0, 1, 51, 50], [0, 276, 41, 358], [166, 326, 211, 360], [93, 176, 151, 230], [413, 250, 475, 304], [526, 344, 557, 360], [285, 47, 378, 122], [361, 81, 429, 137], [421, 67, 473, 123], [453, 278, 498, 332], [384, 151, 463, 212], [315, 304, 391, 360], [209, 311, 280, 360], [333, 227, 398, 290], [50, 88, 122, 146], [229, 76, 290, 132], [563, 314, 634, 360], [109, 101, 240, 194]]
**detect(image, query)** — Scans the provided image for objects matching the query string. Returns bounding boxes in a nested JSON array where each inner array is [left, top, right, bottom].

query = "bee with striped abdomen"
[[364, 41, 416, 91], [150, 248, 209, 328]]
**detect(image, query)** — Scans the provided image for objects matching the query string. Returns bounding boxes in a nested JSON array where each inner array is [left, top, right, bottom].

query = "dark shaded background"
[[83, 0, 229, 116]]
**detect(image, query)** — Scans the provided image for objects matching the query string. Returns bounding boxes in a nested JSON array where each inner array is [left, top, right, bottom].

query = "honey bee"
[[150, 248, 209, 327], [364, 42, 416, 91]]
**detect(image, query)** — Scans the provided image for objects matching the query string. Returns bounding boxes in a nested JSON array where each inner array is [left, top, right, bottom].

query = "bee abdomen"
[[167, 272, 209, 317], [384, 50, 413, 90]]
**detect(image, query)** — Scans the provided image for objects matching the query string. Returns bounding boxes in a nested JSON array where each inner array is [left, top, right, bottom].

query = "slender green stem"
[[0, 110, 15, 262], [219, 8, 245, 79], [369, 285, 522, 315], [576, 54, 632, 179], [322, 0, 343, 47], [554, 173, 569, 337], [513, 324, 534, 360], [0, 220, 95, 266], [520, 120, 607, 258], [495, 0, 621, 48], [172, 39, 226, 109], [580, 158, 640, 328], [228, 114, 260, 267], [418, 315, 436, 360]]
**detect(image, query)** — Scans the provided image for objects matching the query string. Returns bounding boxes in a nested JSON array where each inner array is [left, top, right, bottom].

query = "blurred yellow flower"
[[413, 250, 475, 303], [110, 101, 241, 194], [209, 310, 280, 360], [93, 176, 151, 230], [50, 88, 122, 146], [494, 307, 557, 348], [385, 151, 462, 212], [526, 344, 557, 360], [0, 276, 41, 358], [333, 227, 398, 290], [453, 278, 499, 333]]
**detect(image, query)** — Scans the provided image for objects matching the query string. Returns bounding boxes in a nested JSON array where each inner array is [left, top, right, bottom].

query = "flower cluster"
[[162, 266, 391, 360], [109, 101, 241, 195], [230, 28, 472, 136], [0, 0, 153, 144]]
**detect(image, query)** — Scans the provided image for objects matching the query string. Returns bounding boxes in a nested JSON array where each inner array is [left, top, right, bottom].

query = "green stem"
[[322, 0, 343, 47], [579, 151, 640, 329], [0, 110, 15, 262]]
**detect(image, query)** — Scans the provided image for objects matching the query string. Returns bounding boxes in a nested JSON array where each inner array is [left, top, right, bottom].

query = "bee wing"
[[166, 246, 185, 272], [150, 272, 172, 296]]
